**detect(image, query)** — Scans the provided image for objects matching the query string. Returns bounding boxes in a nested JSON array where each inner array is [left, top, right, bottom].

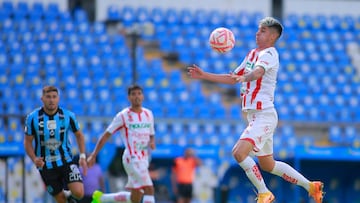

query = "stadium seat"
[[107, 5, 120, 21], [180, 103, 196, 119], [329, 126, 344, 145], [120, 6, 136, 27]]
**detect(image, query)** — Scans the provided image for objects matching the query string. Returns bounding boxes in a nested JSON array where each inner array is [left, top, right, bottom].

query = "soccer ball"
[[209, 27, 235, 53]]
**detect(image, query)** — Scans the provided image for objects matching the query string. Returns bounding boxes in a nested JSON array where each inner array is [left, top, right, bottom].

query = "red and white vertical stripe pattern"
[[233, 47, 279, 110]]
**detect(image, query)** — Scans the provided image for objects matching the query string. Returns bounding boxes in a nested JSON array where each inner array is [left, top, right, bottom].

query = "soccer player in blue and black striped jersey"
[[24, 85, 88, 203]]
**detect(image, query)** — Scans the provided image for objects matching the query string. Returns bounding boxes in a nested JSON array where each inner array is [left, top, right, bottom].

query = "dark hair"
[[127, 84, 143, 95], [259, 17, 283, 38], [42, 85, 59, 96]]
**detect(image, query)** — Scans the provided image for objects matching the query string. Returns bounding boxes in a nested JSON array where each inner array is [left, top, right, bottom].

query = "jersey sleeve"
[[106, 111, 125, 134], [68, 111, 81, 132], [24, 114, 35, 136], [232, 57, 246, 75], [149, 110, 155, 136], [255, 49, 278, 71]]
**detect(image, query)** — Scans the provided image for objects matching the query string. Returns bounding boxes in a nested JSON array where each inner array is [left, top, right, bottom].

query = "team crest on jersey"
[[47, 120, 57, 130]]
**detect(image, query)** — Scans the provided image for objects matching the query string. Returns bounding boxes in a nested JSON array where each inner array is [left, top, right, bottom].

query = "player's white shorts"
[[123, 156, 153, 189], [240, 107, 278, 157]]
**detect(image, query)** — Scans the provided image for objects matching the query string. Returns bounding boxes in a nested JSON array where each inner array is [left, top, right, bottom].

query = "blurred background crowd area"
[[0, 0, 359, 202]]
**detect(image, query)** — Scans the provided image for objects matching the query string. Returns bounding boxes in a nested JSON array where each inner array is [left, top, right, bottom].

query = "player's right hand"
[[34, 157, 45, 168], [86, 153, 95, 167], [187, 64, 203, 79]]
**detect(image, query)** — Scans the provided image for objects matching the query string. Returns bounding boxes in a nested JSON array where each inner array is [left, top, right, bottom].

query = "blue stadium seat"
[[163, 8, 178, 25], [135, 7, 150, 23], [197, 105, 211, 118], [193, 9, 209, 26], [32, 2, 44, 14], [58, 10, 72, 23], [120, 6, 136, 27], [164, 104, 181, 118], [107, 5, 120, 21], [180, 103, 196, 119], [228, 104, 241, 119], [329, 126, 343, 145], [13, 1, 29, 20], [344, 126, 357, 145]]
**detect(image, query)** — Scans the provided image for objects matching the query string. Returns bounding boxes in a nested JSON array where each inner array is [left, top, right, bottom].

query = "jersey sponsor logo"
[[45, 155, 61, 162], [129, 123, 151, 129], [39, 121, 44, 128], [132, 132, 150, 139], [42, 138, 62, 151], [246, 61, 255, 70]]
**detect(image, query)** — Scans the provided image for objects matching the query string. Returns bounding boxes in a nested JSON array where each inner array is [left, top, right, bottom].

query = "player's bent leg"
[[131, 188, 144, 203], [257, 155, 276, 172], [142, 186, 155, 196], [53, 190, 67, 203], [68, 182, 85, 200], [232, 139, 253, 162]]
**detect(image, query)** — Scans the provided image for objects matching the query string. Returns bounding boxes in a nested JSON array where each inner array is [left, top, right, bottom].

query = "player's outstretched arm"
[[187, 64, 238, 84], [74, 130, 88, 175]]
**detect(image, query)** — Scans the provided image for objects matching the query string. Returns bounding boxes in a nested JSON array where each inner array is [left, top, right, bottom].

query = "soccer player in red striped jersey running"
[[87, 84, 156, 203], [187, 17, 324, 203]]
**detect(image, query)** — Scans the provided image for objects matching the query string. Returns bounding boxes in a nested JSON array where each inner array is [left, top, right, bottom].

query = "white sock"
[[101, 191, 131, 203], [270, 161, 310, 191], [239, 156, 269, 193], [142, 195, 155, 203], [63, 190, 71, 198]]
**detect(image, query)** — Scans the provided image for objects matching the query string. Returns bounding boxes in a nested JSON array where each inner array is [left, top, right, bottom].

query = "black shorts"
[[177, 183, 193, 198], [39, 162, 83, 196]]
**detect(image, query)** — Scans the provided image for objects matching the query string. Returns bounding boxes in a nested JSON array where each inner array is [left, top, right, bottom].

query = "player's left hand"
[[230, 74, 245, 83], [187, 64, 204, 79], [150, 141, 155, 150]]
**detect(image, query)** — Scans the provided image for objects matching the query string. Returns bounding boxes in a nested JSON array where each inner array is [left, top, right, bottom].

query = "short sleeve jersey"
[[24, 107, 80, 169], [172, 157, 197, 184], [233, 47, 279, 110], [106, 107, 155, 161]]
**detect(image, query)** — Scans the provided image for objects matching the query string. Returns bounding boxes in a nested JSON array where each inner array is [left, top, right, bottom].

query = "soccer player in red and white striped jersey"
[[188, 17, 324, 203], [87, 84, 156, 203]]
